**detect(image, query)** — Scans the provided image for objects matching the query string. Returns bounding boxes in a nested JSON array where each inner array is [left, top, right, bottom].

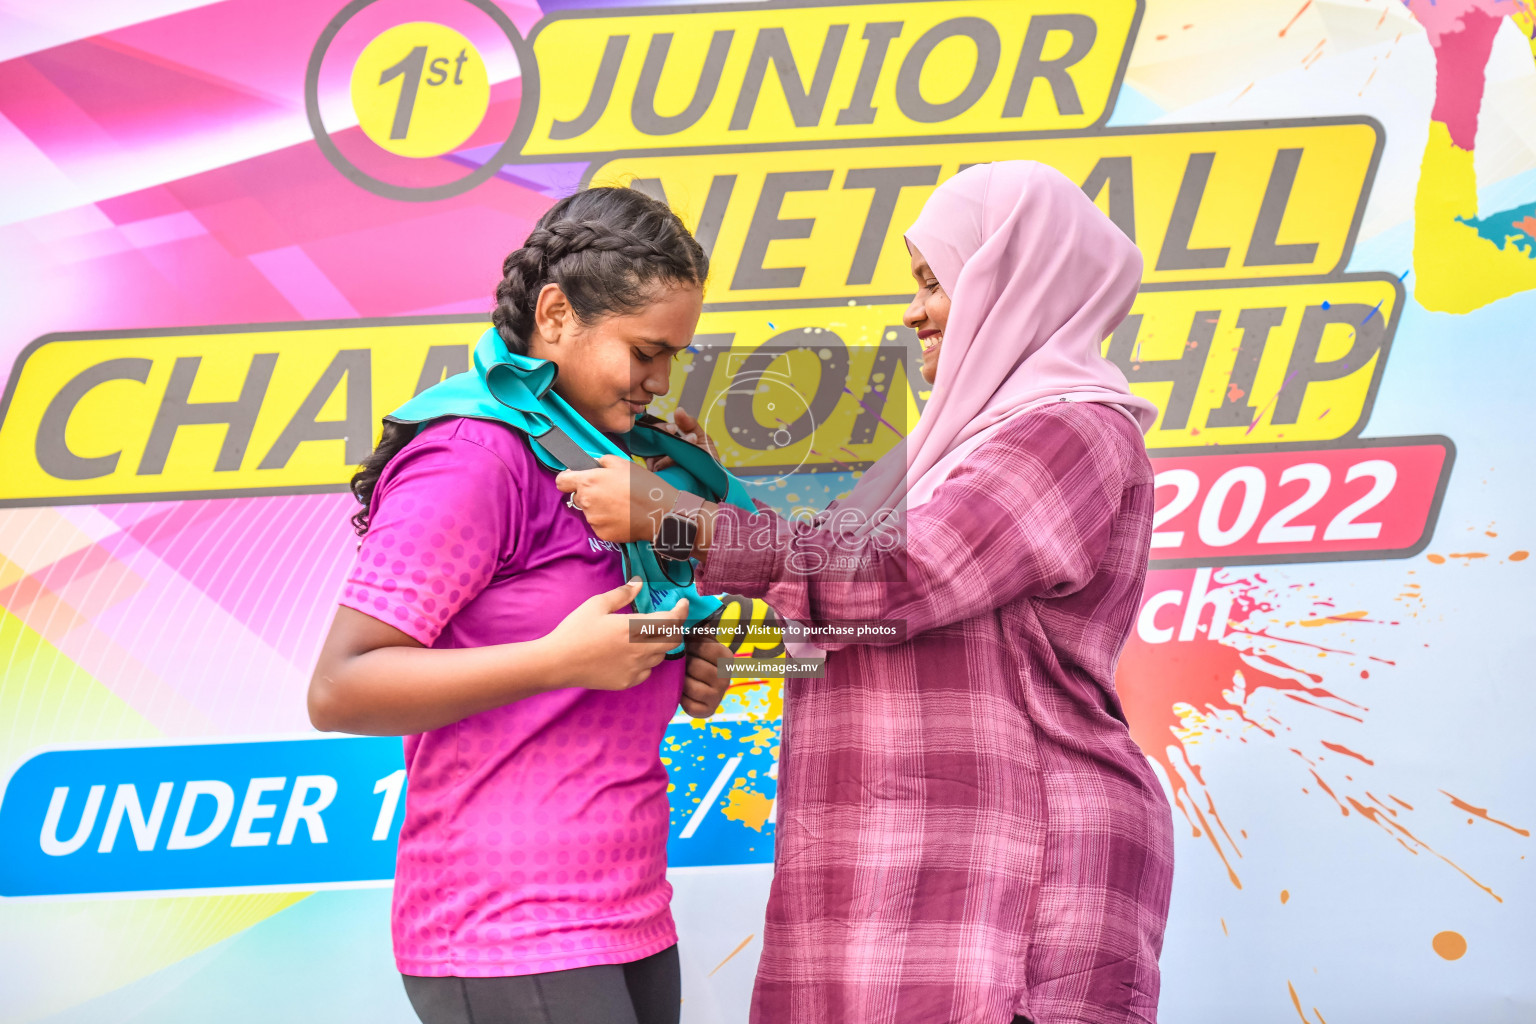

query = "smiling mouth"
[[921, 335, 942, 353]]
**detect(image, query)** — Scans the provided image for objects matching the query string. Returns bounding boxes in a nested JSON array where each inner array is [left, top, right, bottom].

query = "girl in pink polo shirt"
[[307, 187, 729, 1024]]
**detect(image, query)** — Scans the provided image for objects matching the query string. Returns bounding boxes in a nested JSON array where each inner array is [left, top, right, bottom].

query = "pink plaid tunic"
[[697, 403, 1175, 1024]]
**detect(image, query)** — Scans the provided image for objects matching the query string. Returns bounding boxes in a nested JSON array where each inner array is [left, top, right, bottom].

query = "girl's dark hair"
[[348, 187, 708, 534]]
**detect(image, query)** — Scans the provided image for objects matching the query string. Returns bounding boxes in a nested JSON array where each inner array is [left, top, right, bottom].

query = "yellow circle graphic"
[[350, 22, 490, 158]]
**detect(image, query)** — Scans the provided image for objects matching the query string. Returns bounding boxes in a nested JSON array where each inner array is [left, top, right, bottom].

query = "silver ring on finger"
[[566, 493, 582, 511]]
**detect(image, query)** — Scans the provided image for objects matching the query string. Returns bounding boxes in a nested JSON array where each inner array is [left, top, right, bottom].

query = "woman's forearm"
[[690, 500, 919, 641], [309, 627, 567, 736], [690, 412, 1124, 641], [690, 500, 720, 560]]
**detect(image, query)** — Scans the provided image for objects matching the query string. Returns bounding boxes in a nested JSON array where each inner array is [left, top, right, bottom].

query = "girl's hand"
[[644, 407, 720, 473], [556, 456, 674, 544], [680, 633, 733, 718], [546, 579, 690, 691]]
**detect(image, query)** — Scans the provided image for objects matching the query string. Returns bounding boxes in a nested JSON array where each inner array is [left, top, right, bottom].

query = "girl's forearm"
[[309, 634, 567, 737]]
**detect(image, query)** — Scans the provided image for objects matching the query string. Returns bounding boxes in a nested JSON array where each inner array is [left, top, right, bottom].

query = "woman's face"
[[903, 242, 951, 385], [529, 281, 703, 434]]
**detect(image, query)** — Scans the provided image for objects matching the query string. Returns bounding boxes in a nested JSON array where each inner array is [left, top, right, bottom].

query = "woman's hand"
[[680, 632, 733, 718], [556, 456, 675, 544], [545, 578, 691, 690], [644, 407, 719, 474]]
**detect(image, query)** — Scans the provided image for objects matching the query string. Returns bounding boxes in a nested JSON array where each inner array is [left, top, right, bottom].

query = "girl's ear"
[[533, 282, 573, 346]]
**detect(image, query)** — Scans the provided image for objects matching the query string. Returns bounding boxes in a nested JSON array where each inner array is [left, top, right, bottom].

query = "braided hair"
[[492, 191, 708, 352], [350, 187, 708, 534]]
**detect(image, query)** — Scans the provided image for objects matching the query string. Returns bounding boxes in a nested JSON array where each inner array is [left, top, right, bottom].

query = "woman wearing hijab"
[[557, 161, 1176, 1024]]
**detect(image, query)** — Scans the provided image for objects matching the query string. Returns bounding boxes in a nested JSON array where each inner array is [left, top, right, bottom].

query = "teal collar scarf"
[[387, 327, 755, 653]]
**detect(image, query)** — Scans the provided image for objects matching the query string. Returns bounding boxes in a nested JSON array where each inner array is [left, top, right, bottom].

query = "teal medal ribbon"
[[387, 327, 755, 656]]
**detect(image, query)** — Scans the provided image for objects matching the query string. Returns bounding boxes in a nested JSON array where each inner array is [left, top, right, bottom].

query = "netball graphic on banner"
[[0, 0, 1531, 1021]]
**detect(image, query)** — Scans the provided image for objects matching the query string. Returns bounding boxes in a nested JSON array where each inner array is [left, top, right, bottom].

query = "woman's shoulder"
[[367, 418, 537, 542], [988, 401, 1152, 481], [371, 418, 542, 513], [400, 417, 539, 476]]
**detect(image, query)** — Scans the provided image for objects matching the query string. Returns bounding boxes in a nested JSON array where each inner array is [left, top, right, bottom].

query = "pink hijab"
[[785, 161, 1155, 657], [819, 159, 1156, 533]]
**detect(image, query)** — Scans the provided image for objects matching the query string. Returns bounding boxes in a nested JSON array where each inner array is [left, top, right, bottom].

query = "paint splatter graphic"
[[711, 934, 757, 975], [1401, 0, 1536, 312], [1458, 202, 1536, 258], [661, 609, 787, 865], [1115, 567, 1526, 897], [1287, 979, 1329, 1023], [1432, 930, 1468, 960]]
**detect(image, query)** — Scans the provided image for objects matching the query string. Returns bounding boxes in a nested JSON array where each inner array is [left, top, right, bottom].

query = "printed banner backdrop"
[[1, 0, 1533, 1020]]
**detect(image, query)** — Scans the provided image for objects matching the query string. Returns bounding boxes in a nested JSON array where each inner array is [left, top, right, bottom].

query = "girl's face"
[[903, 241, 951, 385], [529, 281, 704, 434]]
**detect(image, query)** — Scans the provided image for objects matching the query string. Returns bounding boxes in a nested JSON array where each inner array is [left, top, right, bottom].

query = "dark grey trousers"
[[402, 945, 680, 1024]]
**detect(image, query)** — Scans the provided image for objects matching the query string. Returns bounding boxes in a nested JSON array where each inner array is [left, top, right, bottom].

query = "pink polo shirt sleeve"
[[339, 431, 521, 645]]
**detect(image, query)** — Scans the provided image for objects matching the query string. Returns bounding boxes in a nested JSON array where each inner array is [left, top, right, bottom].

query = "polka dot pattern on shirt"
[[336, 419, 682, 978]]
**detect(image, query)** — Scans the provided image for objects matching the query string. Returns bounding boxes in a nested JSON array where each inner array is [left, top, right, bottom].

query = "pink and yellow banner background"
[[1, 0, 1534, 1021]]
